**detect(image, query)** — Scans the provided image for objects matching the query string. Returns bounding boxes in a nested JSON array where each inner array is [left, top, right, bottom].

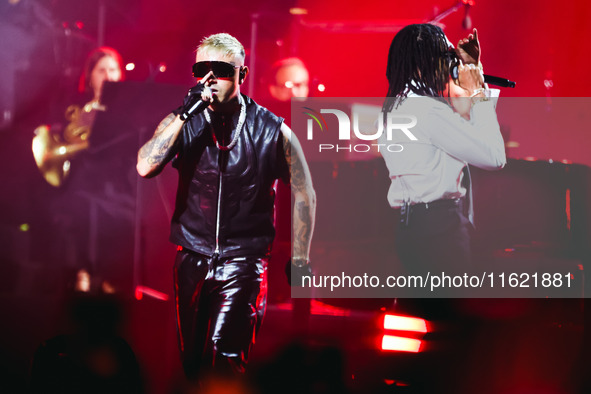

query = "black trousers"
[[395, 199, 472, 277], [394, 199, 473, 318], [173, 249, 267, 379]]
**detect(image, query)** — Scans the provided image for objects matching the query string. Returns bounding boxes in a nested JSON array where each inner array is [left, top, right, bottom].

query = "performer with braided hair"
[[380, 24, 506, 277]]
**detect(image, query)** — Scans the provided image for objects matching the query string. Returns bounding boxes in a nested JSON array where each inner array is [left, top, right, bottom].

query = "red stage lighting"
[[381, 335, 422, 353], [380, 313, 428, 352], [134, 286, 169, 301], [383, 314, 427, 333]]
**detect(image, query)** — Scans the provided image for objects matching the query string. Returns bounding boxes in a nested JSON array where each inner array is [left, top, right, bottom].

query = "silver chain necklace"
[[204, 94, 246, 151]]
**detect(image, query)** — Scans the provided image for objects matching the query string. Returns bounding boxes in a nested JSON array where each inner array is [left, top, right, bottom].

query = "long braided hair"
[[383, 24, 453, 112]]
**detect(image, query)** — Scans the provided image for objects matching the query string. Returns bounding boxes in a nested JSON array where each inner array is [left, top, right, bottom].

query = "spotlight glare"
[[135, 286, 169, 301], [384, 314, 427, 333], [289, 7, 308, 15], [381, 335, 422, 352], [125, 63, 135, 71]]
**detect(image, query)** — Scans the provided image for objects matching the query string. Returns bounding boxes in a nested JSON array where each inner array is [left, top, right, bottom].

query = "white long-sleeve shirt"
[[379, 91, 506, 208]]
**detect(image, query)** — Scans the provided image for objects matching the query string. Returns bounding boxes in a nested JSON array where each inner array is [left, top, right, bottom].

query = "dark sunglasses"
[[192, 61, 240, 78]]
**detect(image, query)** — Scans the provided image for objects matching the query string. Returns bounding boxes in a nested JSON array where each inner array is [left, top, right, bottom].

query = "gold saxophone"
[[32, 100, 105, 187]]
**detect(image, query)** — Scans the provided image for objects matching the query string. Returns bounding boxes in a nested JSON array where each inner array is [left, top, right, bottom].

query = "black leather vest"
[[169, 95, 288, 258]]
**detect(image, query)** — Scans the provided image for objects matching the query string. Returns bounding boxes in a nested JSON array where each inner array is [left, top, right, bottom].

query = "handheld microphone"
[[483, 74, 516, 88], [179, 99, 210, 121], [451, 64, 516, 88]]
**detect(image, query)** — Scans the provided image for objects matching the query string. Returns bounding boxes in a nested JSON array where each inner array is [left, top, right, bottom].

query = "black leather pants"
[[173, 248, 268, 379]]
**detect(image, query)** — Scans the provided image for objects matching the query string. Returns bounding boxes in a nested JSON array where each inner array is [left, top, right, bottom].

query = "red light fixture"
[[381, 335, 422, 353], [383, 314, 427, 333], [380, 313, 428, 352], [134, 286, 169, 301]]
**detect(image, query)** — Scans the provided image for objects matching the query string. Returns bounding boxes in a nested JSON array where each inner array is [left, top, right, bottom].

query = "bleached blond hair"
[[197, 33, 245, 62]]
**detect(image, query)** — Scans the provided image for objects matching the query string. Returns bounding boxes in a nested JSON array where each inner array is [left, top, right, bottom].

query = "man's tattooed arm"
[[137, 113, 184, 178], [281, 122, 316, 261]]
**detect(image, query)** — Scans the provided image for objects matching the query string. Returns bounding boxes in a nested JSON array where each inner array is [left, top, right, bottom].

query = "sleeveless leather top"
[[170, 95, 288, 258]]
